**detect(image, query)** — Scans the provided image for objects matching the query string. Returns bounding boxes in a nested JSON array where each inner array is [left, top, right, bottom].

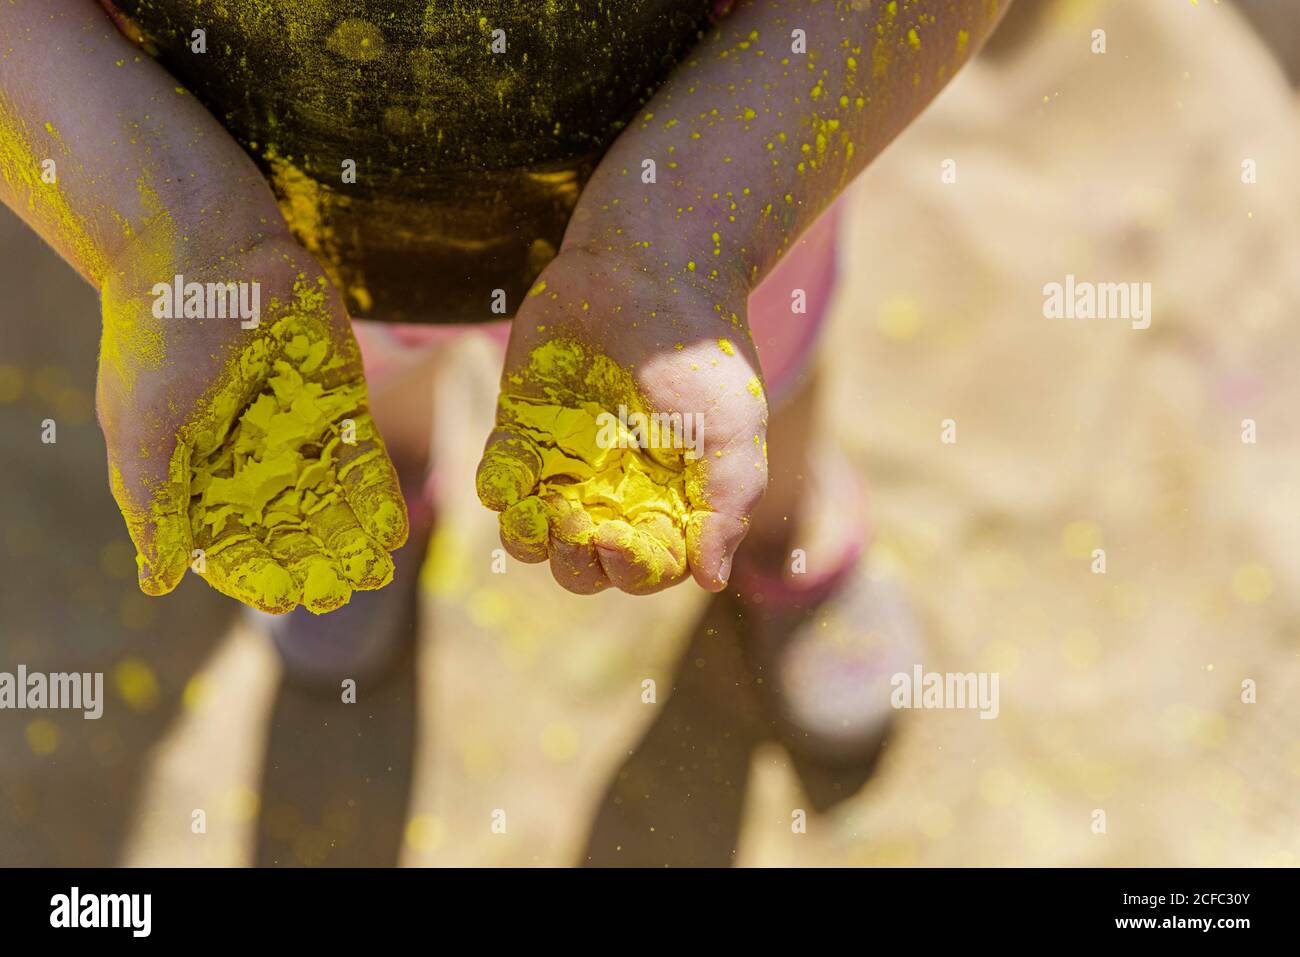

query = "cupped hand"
[[97, 237, 408, 614], [476, 246, 768, 595]]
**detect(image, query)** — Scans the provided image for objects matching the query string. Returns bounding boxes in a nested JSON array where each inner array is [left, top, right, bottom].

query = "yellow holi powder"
[[499, 398, 689, 522], [99, 173, 178, 390], [0, 96, 181, 390], [0, 102, 108, 281], [718, 338, 736, 356], [478, 339, 697, 591], [177, 278, 399, 614]]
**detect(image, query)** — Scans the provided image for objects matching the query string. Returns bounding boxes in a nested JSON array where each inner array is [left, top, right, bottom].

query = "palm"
[[477, 247, 769, 595], [98, 239, 407, 613]]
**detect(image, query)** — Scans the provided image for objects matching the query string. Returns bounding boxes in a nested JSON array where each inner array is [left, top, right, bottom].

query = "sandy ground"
[[1, 0, 1298, 866]]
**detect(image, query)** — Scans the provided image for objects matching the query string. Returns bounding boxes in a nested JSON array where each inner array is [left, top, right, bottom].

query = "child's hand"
[[476, 246, 768, 595], [97, 237, 408, 614]]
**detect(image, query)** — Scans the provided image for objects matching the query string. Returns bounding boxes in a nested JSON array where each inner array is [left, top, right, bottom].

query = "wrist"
[[563, 203, 754, 317]]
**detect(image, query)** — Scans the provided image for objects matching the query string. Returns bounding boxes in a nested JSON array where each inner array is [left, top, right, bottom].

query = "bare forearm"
[[566, 0, 1010, 293], [0, 0, 287, 287]]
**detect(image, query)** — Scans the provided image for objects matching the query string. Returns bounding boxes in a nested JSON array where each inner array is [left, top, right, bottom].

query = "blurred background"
[[1, 0, 1297, 866]]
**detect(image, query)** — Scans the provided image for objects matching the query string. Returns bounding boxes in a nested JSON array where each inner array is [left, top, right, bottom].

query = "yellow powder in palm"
[[180, 277, 395, 613], [478, 339, 695, 589], [499, 397, 689, 529]]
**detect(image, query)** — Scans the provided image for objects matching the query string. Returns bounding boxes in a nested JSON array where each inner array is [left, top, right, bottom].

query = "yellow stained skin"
[[154, 277, 402, 614], [0, 104, 107, 281], [3, 0, 1007, 608], [478, 339, 694, 593]]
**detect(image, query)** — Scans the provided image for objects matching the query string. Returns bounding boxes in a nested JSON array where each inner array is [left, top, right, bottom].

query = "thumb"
[[476, 426, 543, 512], [685, 417, 768, 592], [107, 439, 193, 597]]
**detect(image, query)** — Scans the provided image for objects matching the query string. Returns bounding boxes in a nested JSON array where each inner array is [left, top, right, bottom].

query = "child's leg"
[[743, 201, 863, 573], [262, 324, 446, 686], [731, 205, 918, 768]]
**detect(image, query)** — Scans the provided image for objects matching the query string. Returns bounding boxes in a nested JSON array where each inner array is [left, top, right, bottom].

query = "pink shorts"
[[354, 202, 842, 408]]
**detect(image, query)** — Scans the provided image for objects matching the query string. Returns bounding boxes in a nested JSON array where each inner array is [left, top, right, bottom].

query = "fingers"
[[196, 497, 394, 615], [476, 428, 543, 512], [498, 496, 550, 563], [108, 442, 193, 598], [305, 499, 395, 590], [593, 515, 688, 595], [265, 527, 351, 615], [541, 493, 609, 594], [196, 523, 298, 615], [686, 510, 751, 592], [684, 430, 768, 592], [496, 493, 685, 596], [335, 413, 409, 551]]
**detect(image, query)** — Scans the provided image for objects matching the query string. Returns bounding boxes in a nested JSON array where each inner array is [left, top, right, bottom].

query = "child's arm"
[[0, 1, 407, 610], [479, 0, 1009, 596], [0, 0, 284, 285], [565, 0, 1010, 287]]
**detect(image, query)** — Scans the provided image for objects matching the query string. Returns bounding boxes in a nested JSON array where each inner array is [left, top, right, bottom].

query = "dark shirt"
[[105, 1, 719, 322]]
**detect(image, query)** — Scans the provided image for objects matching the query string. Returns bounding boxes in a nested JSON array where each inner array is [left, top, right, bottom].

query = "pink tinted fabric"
[[746, 199, 842, 404], [353, 201, 842, 406]]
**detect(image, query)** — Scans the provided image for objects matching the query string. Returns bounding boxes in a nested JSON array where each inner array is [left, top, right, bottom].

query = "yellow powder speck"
[[540, 722, 580, 762], [114, 657, 161, 712], [878, 296, 921, 340], [405, 815, 446, 852], [25, 719, 59, 756], [182, 673, 210, 712], [718, 338, 736, 356], [1061, 520, 1103, 559], [326, 18, 386, 63], [1232, 563, 1272, 603], [0, 364, 22, 403], [907, 28, 921, 50]]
